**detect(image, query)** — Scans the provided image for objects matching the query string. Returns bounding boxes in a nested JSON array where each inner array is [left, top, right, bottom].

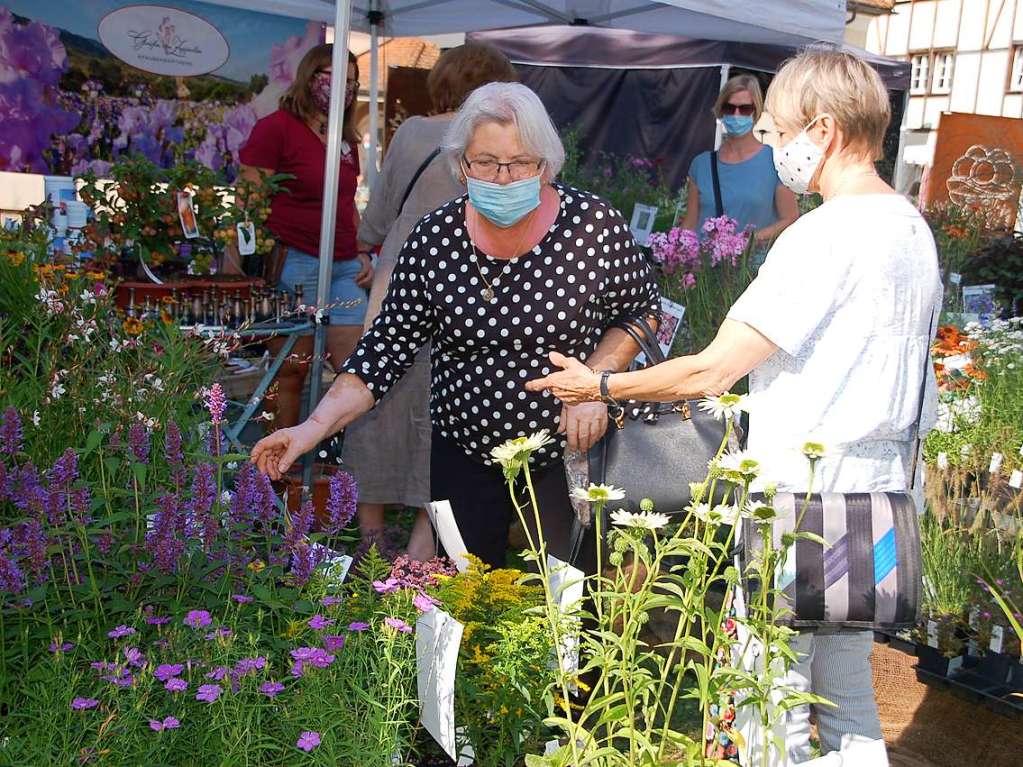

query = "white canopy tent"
[[197, 0, 848, 481]]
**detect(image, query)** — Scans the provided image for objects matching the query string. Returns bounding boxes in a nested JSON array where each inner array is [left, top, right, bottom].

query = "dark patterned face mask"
[[311, 72, 332, 114]]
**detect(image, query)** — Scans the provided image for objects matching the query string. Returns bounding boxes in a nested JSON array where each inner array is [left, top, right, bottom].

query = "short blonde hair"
[[713, 74, 764, 121], [765, 48, 890, 161]]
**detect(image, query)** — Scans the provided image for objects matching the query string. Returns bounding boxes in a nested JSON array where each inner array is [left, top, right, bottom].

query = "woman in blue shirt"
[[682, 74, 798, 249]]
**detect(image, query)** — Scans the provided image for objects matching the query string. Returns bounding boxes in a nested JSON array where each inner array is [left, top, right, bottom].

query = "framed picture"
[[629, 203, 658, 247], [635, 297, 686, 365]]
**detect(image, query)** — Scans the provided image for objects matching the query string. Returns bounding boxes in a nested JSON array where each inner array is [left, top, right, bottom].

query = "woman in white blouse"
[[528, 49, 940, 765]]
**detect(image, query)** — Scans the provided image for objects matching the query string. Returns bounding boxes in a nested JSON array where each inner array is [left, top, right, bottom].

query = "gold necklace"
[[468, 207, 537, 302]]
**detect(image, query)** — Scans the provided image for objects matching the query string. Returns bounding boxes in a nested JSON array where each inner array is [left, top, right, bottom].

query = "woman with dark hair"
[[234, 44, 372, 429], [343, 43, 518, 559]]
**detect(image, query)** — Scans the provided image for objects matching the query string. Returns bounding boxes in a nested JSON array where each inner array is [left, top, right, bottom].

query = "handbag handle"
[[710, 151, 724, 219], [397, 147, 442, 216], [612, 315, 665, 365]]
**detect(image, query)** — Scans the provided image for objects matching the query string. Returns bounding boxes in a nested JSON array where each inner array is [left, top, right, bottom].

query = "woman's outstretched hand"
[[250, 420, 326, 480], [525, 352, 602, 406]]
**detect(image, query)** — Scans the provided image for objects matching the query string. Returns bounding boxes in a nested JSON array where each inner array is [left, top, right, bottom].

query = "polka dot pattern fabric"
[[343, 183, 661, 467]]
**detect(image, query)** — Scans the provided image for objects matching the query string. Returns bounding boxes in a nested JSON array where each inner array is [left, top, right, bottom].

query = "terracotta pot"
[[277, 464, 339, 531]]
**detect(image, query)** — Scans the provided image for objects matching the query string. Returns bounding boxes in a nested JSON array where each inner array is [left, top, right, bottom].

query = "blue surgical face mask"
[[721, 115, 754, 136], [465, 173, 542, 228]]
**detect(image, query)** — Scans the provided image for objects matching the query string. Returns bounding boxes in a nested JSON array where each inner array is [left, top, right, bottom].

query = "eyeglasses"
[[462, 156, 544, 182], [722, 102, 756, 117]]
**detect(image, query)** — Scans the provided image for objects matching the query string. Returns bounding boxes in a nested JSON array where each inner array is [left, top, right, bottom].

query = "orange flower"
[[5, 251, 25, 267], [122, 317, 144, 336], [963, 363, 987, 381]]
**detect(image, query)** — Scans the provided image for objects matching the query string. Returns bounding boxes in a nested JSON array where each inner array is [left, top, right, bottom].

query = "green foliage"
[[963, 233, 1023, 315]]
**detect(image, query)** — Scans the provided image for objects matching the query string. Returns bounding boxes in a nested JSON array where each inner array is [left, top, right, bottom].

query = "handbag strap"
[[710, 150, 724, 219], [909, 306, 937, 491], [397, 147, 441, 216], [612, 315, 665, 365]]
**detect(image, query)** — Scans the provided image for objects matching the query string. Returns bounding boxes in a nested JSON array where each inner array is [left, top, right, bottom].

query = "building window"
[[910, 53, 930, 95], [932, 51, 954, 95], [1011, 47, 1023, 93]]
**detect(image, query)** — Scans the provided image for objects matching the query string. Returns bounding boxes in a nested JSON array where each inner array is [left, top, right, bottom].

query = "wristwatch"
[[598, 371, 619, 407]]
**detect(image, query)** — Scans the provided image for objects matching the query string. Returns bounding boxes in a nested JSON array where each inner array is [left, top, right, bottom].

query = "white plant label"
[[947, 655, 964, 675], [968, 608, 979, 629], [1010, 469, 1023, 489], [936, 452, 949, 470], [950, 272, 962, 285], [547, 554, 584, 678], [426, 500, 471, 573], [236, 222, 256, 256], [989, 452, 1003, 474], [960, 444, 972, 458], [416, 608, 465, 762], [990, 625, 1005, 654], [926, 620, 938, 648]]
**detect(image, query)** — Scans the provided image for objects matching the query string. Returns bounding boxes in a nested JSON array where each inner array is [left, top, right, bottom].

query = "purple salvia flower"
[[69, 487, 91, 525], [289, 542, 323, 587], [324, 471, 357, 534], [11, 463, 45, 513], [251, 470, 277, 528], [164, 421, 183, 466], [18, 518, 48, 584], [0, 407, 23, 455], [228, 463, 254, 528], [189, 463, 217, 548], [204, 383, 227, 424], [145, 494, 185, 573], [96, 530, 115, 556], [2, 552, 27, 594], [48, 448, 78, 488], [283, 501, 315, 552], [127, 423, 151, 464]]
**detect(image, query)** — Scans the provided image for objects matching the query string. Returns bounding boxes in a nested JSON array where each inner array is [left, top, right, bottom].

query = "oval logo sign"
[[98, 5, 229, 77]]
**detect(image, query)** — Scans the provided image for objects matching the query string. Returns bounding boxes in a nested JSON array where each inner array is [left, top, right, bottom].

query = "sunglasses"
[[722, 102, 756, 116]]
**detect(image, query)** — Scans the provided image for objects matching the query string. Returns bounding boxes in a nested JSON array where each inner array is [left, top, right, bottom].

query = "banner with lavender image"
[[0, 1, 323, 179]]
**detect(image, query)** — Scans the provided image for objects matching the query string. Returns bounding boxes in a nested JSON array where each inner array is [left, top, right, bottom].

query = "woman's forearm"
[[586, 326, 645, 373], [306, 373, 376, 439], [605, 353, 731, 403]]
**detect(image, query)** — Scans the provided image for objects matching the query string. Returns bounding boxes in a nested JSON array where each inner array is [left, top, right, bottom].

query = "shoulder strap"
[[710, 150, 724, 219], [612, 315, 665, 365], [909, 305, 938, 490], [397, 147, 442, 217]]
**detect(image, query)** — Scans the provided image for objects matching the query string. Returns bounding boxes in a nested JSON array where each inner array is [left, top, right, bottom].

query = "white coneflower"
[[712, 449, 762, 480], [489, 430, 555, 468], [689, 502, 740, 527], [743, 499, 778, 522], [697, 393, 747, 421], [610, 509, 670, 530], [801, 442, 826, 461], [570, 483, 626, 503]]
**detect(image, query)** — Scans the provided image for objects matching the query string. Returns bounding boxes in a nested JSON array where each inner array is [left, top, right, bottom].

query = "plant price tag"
[[1010, 469, 1023, 489], [990, 625, 1004, 654], [936, 452, 948, 470], [416, 608, 465, 762], [426, 500, 471, 573], [236, 222, 257, 256], [989, 453, 1003, 474], [950, 272, 962, 285], [947, 655, 964, 675], [547, 554, 585, 678], [926, 620, 938, 648]]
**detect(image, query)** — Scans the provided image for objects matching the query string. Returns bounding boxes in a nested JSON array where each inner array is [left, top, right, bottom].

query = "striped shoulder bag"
[[738, 339, 932, 631]]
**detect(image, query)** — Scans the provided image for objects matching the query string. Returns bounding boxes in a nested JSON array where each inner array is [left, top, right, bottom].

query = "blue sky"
[[3, 0, 312, 81]]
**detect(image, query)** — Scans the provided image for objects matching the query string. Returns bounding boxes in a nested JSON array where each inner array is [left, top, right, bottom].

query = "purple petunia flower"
[[104, 671, 135, 688], [205, 666, 228, 681], [107, 625, 136, 639], [195, 684, 221, 703], [384, 617, 412, 634], [71, 697, 99, 710], [234, 657, 266, 676], [323, 470, 357, 534], [154, 664, 184, 682], [348, 621, 370, 632], [149, 715, 181, 731], [321, 595, 341, 608], [183, 610, 212, 629], [307, 614, 333, 630], [124, 647, 145, 667], [145, 615, 172, 626], [372, 578, 399, 594], [165, 677, 188, 693], [0, 407, 23, 455], [259, 680, 285, 698], [296, 731, 321, 752], [322, 634, 345, 652], [231, 594, 253, 604], [204, 627, 232, 641]]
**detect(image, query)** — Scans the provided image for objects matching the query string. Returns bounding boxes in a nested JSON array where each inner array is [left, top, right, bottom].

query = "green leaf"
[[81, 429, 104, 456], [131, 462, 147, 487]]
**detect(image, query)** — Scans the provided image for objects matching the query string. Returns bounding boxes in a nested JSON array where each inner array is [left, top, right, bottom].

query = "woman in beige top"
[[344, 43, 518, 559]]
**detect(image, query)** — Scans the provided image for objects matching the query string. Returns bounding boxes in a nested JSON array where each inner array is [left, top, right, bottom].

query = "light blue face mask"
[[722, 115, 754, 136], [465, 173, 542, 228]]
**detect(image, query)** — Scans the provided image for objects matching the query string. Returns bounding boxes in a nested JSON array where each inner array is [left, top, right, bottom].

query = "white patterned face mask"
[[773, 114, 829, 195]]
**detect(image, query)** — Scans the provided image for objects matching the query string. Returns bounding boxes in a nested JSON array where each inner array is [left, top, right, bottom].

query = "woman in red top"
[[236, 44, 372, 428]]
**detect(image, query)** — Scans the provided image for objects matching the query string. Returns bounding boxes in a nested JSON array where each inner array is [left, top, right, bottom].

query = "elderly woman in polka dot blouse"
[[252, 82, 660, 568]]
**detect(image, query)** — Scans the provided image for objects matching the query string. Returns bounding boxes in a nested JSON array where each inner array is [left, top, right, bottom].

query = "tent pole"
[[303, 0, 353, 493], [714, 63, 730, 150], [892, 89, 910, 194], [366, 6, 381, 189]]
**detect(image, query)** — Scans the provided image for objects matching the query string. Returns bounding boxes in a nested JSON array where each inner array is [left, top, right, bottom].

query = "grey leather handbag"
[[586, 317, 730, 515]]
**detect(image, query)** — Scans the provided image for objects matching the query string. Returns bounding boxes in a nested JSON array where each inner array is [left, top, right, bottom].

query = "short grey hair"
[[441, 81, 565, 182]]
